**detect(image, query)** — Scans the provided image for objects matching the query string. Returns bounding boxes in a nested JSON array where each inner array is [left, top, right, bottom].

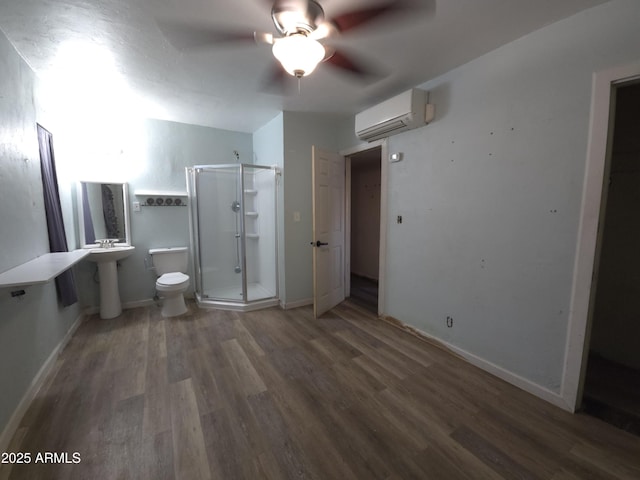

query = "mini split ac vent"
[[355, 88, 435, 142]]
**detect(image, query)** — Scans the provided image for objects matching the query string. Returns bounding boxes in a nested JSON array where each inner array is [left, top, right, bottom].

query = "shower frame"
[[187, 163, 279, 311]]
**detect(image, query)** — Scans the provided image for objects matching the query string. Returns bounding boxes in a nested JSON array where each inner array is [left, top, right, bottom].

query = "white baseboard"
[[281, 298, 313, 310], [83, 305, 99, 315], [443, 340, 570, 411], [382, 316, 571, 412], [83, 298, 157, 316], [123, 298, 156, 309], [0, 311, 86, 453]]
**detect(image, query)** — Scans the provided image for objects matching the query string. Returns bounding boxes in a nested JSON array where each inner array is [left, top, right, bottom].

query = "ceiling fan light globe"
[[272, 35, 325, 77]]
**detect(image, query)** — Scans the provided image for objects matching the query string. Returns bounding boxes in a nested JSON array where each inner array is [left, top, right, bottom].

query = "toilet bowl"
[[149, 247, 190, 317]]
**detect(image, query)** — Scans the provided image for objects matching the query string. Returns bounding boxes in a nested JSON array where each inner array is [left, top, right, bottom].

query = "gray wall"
[[382, 0, 640, 391], [281, 112, 354, 305], [590, 83, 640, 369], [253, 113, 285, 301], [0, 31, 83, 435]]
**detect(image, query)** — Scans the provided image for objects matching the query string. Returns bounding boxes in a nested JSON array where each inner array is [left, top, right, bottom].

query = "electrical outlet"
[[397, 215, 403, 224]]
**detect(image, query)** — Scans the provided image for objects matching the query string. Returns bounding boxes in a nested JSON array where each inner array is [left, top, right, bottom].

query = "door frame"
[[340, 139, 389, 316], [563, 61, 640, 411]]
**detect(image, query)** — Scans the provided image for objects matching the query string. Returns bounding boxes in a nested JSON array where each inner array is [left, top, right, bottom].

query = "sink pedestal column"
[[84, 246, 135, 318], [97, 261, 122, 319]]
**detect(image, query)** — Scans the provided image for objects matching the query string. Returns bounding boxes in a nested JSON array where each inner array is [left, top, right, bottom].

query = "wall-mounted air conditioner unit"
[[355, 88, 435, 142]]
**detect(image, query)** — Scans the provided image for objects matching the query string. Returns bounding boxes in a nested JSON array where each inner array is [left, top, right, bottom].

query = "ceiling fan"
[[158, 0, 432, 87]]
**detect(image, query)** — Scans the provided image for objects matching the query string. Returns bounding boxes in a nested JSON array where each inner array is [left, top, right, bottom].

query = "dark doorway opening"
[[582, 82, 640, 436], [348, 148, 381, 313]]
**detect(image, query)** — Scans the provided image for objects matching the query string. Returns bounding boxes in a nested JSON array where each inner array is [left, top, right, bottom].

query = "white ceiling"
[[0, 0, 607, 133]]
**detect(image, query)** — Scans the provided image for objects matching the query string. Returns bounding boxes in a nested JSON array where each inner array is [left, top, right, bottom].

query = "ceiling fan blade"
[[157, 19, 268, 51], [323, 48, 383, 82], [255, 32, 276, 45], [329, 0, 429, 33]]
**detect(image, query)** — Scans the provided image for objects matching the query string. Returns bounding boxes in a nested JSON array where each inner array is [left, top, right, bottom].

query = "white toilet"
[[149, 247, 190, 317]]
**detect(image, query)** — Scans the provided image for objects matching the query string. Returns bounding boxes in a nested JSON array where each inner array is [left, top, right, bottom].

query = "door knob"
[[310, 240, 329, 247]]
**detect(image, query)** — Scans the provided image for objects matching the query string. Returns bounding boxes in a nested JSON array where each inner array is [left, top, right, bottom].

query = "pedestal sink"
[[85, 246, 135, 319]]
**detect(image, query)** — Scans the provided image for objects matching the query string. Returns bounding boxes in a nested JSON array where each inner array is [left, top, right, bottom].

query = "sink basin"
[[87, 245, 136, 263], [83, 246, 135, 319]]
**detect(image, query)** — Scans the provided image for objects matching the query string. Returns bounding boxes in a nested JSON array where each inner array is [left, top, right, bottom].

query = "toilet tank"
[[149, 247, 188, 275]]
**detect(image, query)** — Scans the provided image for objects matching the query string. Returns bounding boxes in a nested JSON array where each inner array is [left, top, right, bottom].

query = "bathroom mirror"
[[77, 181, 131, 248]]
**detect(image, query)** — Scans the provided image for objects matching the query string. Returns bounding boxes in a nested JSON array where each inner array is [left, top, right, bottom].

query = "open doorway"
[[347, 147, 382, 313], [581, 81, 640, 435]]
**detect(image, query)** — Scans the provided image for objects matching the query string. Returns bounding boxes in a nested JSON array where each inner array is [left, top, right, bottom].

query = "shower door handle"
[[311, 240, 329, 247]]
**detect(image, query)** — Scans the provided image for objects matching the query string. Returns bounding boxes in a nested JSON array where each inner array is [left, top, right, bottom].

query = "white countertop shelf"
[[0, 250, 90, 289], [135, 190, 188, 197]]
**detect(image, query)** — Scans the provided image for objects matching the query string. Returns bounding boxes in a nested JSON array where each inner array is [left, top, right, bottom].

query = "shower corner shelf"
[[245, 211, 259, 217], [244, 189, 258, 195]]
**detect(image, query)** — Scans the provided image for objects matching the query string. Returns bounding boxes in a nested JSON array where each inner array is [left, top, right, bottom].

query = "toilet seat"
[[156, 272, 189, 291]]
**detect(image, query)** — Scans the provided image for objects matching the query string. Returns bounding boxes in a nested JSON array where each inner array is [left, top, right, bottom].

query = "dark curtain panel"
[[81, 182, 96, 244], [37, 124, 78, 307]]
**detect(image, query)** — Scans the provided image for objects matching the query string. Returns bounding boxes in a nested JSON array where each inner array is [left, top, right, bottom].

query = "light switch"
[[133, 201, 141, 212], [390, 152, 403, 163], [293, 211, 301, 222]]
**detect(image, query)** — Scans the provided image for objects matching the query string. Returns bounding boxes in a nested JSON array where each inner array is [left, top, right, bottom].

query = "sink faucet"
[[96, 239, 118, 248]]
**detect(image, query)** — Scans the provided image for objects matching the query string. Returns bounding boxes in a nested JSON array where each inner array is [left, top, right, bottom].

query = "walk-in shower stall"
[[186, 164, 278, 311]]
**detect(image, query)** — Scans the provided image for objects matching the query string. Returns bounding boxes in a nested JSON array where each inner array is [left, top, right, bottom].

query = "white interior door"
[[312, 146, 345, 317]]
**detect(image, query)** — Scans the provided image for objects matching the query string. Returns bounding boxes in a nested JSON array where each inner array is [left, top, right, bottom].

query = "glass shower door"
[[196, 166, 244, 301], [188, 163, 278, 310]]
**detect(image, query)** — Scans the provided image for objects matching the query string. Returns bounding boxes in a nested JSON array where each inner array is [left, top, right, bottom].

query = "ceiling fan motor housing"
[[271, 0, 325, 36]]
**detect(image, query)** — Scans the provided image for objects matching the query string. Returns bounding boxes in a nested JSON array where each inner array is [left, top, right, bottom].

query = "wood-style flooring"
[[2, 301, 640, 479]]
